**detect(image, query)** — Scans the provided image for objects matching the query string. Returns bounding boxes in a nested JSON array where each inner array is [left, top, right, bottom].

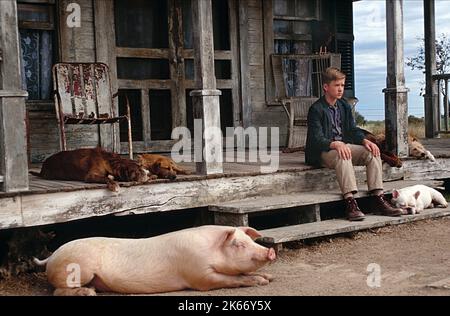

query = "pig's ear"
[[222, 228, 236, 244], [414, 191, 421, 200], [239, 227, 262, 240], [392, 190, 399, 199]]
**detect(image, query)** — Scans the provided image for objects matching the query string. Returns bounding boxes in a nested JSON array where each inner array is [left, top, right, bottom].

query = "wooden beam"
[[94, 0, 119, 152], [383, 0, 409, 158], [190, 0, 223, 175], [0, 1, 29, 192], [238, 0, 252, 129], [424, 0, 438, 138]]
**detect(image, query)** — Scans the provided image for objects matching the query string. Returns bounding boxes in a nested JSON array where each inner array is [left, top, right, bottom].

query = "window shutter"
[[335, 0, 355, 96]]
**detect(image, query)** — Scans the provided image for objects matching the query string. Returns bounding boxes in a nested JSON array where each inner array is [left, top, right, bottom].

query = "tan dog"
[[361, 128, 436, 167], [375, 133, 435, 161], [137, 154, 190, 180], [408, 136, 435, 161]]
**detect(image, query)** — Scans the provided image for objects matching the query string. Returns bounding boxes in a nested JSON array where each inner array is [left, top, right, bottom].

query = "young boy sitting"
[[305, 67, 403, 221]]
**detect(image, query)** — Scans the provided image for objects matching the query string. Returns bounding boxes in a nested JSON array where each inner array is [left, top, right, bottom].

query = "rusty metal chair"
[[52, 62, 133, 158]]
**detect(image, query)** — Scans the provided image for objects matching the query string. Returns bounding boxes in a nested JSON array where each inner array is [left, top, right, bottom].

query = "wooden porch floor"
[[1, 138, 450, 230], [12, 150, 313, 197], [8, 137, 450, 197]]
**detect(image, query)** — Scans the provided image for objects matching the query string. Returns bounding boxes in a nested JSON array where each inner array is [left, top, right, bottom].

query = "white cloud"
[[353, 0, 450, 120]]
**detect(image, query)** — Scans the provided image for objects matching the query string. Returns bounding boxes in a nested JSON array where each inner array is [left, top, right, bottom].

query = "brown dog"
[[35, 147, 151, 191], [361, 129, 403, 168], [137, 154, 190, 180]]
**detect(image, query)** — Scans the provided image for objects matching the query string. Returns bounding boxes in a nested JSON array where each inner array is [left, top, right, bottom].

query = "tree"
[[406, 33, 450, 95], [354, 111, 367, 126]]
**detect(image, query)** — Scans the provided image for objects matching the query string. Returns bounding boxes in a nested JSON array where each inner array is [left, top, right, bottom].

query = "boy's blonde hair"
[[322, 67, 346, 85]]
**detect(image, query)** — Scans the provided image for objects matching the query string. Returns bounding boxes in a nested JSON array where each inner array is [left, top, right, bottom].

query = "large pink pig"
[[34, 225, 276, 295]]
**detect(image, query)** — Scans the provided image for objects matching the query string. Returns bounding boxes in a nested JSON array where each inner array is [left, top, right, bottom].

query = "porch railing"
[[433, 74, 450, 134]]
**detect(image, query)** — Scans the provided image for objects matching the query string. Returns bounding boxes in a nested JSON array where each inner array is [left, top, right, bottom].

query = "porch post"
[[424, 0, 438, 138], [0, 1, 29, 192], [190, 0, 223, 175], [383, 0, 409, 157]]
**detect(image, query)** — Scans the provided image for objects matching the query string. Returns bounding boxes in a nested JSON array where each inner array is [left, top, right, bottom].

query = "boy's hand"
[[330, 141, 352, 160], [362, 139, 380, 157]]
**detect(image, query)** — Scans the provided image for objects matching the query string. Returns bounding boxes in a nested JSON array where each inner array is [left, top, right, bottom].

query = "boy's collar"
[[323, 95, 338, 107]]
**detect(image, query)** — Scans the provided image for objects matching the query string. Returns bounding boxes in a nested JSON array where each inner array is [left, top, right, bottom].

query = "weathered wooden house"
[[0, 0, 449, 244]]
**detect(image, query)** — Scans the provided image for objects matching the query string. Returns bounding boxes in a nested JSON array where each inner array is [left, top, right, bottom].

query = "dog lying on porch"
[[137, 154, 190, 180], [283, 130, 435, 167], [361, 129, 436, 168], [32, 147, 152, 192]]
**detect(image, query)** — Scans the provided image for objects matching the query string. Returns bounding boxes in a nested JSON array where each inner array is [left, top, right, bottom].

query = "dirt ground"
[[1, 217, 449, 296]]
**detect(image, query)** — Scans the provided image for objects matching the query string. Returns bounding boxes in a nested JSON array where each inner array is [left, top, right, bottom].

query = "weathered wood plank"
[[209, 192, 341, 214], [214, 213, 249, 226], [94, 0, 119, 152], [262, 0, 275, 104], [403, 158, 450, 180], [384, 0, 408, 157], [10, 171, 424, 227], [258, 208, 450, 244], [59, 0, 96, 62], [116, 47, 170, 59], [238, 1, 252, 128], [168, 0, 185, 130], [140, 90, 151, 147], [0, 1, 29, 192], [117, 79, 173, 90], [229, 0, 241, 128], [191, 0, 223, 175], [208, 179, 443, 214], [0, 197, 22, 229], [424, 0, 438, 138]]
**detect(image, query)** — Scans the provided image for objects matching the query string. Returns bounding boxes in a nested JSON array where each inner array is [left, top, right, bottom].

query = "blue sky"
[[353, 0, 450, 121]]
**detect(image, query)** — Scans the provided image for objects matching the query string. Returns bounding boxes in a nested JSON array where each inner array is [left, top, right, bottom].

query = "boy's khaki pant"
[[320, 144, 383, 195]]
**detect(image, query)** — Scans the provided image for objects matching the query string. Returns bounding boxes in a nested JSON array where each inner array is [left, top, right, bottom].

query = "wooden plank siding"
[[245, 0, 288, 145], [0, 1, 30, 191]]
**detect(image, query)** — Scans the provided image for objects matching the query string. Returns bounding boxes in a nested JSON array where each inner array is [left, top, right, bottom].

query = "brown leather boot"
[[344, 197, 365, 221], [370, 194, 404, 217]]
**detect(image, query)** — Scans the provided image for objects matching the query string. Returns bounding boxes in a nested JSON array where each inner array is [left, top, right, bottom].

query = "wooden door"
[[106, 0, 240, 153]]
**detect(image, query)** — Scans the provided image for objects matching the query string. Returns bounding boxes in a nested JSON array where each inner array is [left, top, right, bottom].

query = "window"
[[273, 0, 319, 54], [18, 0, 56, 101], [264, 0, 355, 102], [264, 0, 321, 103]]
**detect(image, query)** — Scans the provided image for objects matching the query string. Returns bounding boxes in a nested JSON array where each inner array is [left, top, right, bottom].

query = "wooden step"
[[210, 180, 443, 214], [257, 208, 450, 245], [208, 179, 444, 226]]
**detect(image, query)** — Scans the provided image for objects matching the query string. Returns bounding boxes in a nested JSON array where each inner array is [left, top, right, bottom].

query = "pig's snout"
[[267, 248, 276, 261]]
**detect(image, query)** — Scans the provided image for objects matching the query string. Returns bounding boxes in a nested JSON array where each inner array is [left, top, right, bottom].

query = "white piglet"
[[34, 225, 276, 296], [391, 185, 448, 215]]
